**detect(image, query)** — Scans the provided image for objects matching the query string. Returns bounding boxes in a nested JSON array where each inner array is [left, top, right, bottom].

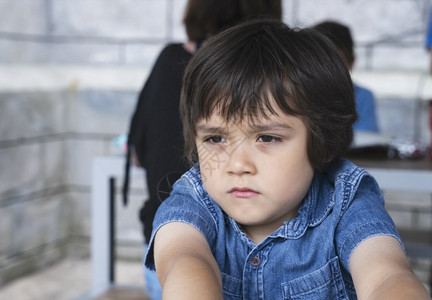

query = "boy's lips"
[[228, 187, 260, 198]]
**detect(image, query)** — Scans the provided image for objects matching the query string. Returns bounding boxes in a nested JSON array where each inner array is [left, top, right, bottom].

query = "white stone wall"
[[1, 0, 431, 71], [1, 0, 432, 286]]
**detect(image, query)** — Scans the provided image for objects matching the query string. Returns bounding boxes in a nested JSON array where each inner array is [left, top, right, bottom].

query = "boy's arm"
[[154, 222, 223, 299], [350, 235, 430, 299]]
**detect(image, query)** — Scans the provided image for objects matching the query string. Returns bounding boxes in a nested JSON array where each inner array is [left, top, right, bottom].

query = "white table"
[[90, 155, 432, 296], [351, 158, 432, 194], [90, 155, 145, 296]]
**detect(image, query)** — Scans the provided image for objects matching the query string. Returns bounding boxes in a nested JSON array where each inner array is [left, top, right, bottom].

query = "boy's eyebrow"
[[196, 121, 294, 135], [250, 122, 294, 132], [195, 124, 227, 135]]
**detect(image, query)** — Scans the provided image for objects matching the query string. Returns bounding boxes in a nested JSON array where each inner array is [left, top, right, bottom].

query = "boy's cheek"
[[198, 152, 226, 181], [196, 147, 230, 183]]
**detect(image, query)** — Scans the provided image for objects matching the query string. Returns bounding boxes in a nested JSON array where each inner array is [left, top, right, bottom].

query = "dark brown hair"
[[180, 19, 357, 172], [239, 0, 282, 21]]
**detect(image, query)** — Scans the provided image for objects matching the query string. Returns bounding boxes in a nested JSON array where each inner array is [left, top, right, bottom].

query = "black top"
[[125, 43, 193, 243]]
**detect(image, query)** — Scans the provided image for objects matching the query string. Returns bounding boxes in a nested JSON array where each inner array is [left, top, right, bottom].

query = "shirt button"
[[250, 257, 261, 266]]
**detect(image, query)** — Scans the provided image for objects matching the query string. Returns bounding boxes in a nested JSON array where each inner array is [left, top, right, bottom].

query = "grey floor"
[[0, 258, 145, 300]]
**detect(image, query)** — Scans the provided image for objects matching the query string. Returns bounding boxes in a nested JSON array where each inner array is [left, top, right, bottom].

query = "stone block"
[[384, 191, 431, 209], [385, 191, 432, 230], [376, 98, 416, 139], [171, 0, 188, 40], [388, 210, 414, 228], [0, 39, 126, 65], [42, 43, 122, 65], [0, 206, 13, 256], [0, 91, 67, 140], [63, 139, 107, 186], [290, 0, 426, 72], [65, 90, 137, 134], [125, 43, 165, 68], [363, 46, 428, 71], [0, 0, 47, 35], [417, 212, 432, 230], [0, 242, 65, 287], [64, 237, 90, 258], [40, 140, 66, 189], [348, 1, 421, 44], [9, 196, 69, 255], [0, 40, 50, 64], [0, 144, 42, 199], [51, 0, 168, 39], [0, 65, 147, 93], [67, 191, 91, 238], [0, 141, 65, 210], [295, 0, 422, 39]]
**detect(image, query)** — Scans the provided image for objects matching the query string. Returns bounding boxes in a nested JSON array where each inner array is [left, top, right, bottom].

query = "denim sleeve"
[[335, 175, 403, 272], [144, 178, 217, 270]]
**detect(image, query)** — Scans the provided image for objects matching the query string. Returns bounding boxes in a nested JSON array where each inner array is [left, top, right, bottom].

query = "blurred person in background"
[[313, 20, 380, 133], [123, 1, 281, 298], [426, 4, 432, 73]]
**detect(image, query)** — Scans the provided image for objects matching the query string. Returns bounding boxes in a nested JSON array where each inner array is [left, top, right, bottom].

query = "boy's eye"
[[205, 136, 226, 144], [257, 135, 281, 143]]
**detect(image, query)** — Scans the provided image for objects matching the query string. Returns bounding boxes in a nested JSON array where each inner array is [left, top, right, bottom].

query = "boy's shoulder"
[[176, 165, 203, 193], [327, 159, 367, 185], [170, 166, 216, 208], [325, 159, 379, 213]]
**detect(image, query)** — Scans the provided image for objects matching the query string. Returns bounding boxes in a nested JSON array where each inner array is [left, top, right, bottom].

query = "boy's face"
[[195, 104, 314, 243]]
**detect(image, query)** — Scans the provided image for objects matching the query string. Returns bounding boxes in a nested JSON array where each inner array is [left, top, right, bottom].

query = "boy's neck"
[[239, 202, 302, 244], [240, 225, 267, 244]]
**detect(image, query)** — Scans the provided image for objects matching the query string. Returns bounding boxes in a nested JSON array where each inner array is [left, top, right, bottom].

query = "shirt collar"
[[268, 172, 335, 239], [274, 159, 364, 239], [189, 160, 362, 241]]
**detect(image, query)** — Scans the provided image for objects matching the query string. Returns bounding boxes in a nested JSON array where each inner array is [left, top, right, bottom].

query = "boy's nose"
[[226, 143, 257, 176]]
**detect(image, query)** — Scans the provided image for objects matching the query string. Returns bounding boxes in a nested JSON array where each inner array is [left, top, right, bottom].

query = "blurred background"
[[0, 0, 431, 299]]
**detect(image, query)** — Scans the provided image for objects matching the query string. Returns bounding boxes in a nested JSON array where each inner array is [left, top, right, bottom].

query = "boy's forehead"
[[195, 110, 303, 132], [199, 95, 284, 124]]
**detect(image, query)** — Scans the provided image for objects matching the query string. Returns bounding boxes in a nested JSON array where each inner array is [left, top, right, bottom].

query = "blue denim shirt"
[[145, 159, 402, 299]]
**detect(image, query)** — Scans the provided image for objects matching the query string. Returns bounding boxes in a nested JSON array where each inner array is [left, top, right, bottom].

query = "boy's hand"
[[154, 222, 223, 299], [350, 235, 430, 299]]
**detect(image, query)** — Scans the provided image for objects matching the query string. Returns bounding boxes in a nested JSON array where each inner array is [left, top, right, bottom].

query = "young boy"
[[145, 19, 429, 299]]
